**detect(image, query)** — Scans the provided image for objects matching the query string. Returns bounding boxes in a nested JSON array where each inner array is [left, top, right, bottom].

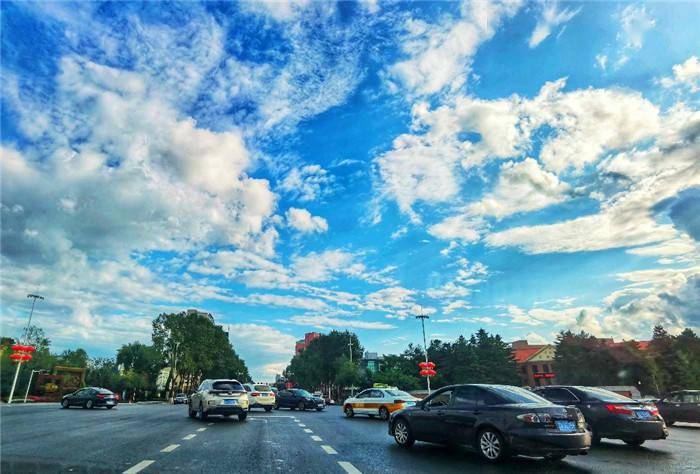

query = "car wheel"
[[238, 413, 247, 422], [197, 403, 208, 421], [392, 419, 415, 448], [589, 427, 601, 445], [316, 407, 323, 412], [623, 439, 645, 447], [297, 401, 305, 411], [379, 406, 390, 421], [344, 405, 354, 418], [274, 404, 279, 410], [85, 400, 94, 409], [265, 406, 272, 412], [61, 399, 70, 409], [477, 428, 507, 463], [107, 406, 114, 409]]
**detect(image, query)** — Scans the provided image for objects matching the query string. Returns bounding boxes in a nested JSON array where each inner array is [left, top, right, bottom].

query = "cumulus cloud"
[[227, 323, 297, 379], [288, 314, 395, 330], [660, 56, 700, 93], [428, 215, 482, 242], [528, 2, 581, 48], [286, 208, 329, 234], [617, 4, 655, 51], [279, 165, 334, 202]]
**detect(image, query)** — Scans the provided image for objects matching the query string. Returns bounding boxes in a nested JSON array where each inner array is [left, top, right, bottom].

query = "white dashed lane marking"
[[197, 427, 207, 432], [321, 445, 337, 455], [304, 428, 313, 433], [298, 423, 306, 427], [122, 460, 154, 474], [182, 434, 197, 440], [160, 444, 180, 453], [311, 435, 322, 441], [338, 461, 362, 474], [207, 422, 214, 426]]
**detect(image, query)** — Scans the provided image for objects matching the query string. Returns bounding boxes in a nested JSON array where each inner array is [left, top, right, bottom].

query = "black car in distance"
[[274, 388, 325, 411], [389, 384, 590, 463], [656, 390, 700, 425], [533, 386, 668, 446], [61, 387, 118, 409]]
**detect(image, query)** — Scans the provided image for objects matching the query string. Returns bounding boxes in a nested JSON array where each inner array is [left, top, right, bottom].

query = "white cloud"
[[595, 54, 608, 71], [469, 158, 570, 218], [288, 314, 395, 330], [428, 215, 482, 242], [227, 323, 297, 380], [528, 2, 581, 48], [388, 0, 522, 95], [660, 56, 700, 93], [286, 208, 329, 234], [617, 4, 655, 51], [291, 250, 364, 282], [279, 164, 333, 202]]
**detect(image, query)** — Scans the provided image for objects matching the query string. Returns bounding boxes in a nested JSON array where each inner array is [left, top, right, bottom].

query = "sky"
[[1, 1, 699, 381]]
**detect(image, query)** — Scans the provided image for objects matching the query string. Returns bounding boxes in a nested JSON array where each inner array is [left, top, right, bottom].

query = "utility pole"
[[415, 312, 431, 394], [348, 333, 354, 396], [8, 294, 44, 404], [348, 336, 353, 363], [24, 369, 47, 403]]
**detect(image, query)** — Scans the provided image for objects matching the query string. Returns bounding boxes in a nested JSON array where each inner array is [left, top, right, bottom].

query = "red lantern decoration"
[[9, 353, 23, 361], [419, 369, 437, 377], [418, 361, 436, 369]]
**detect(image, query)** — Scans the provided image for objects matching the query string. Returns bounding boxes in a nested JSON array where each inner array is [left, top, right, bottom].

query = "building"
[[295, 332, 321, 355], [511, 340, 557, 387], [360, 352, 383, 373]]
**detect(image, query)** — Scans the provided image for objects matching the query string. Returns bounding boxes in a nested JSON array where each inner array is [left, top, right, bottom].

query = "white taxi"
[[343, 386, 419, 421]]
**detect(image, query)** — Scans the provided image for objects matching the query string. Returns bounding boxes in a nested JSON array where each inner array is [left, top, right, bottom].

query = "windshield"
[[580, 387, 634, 403], [487, 386, 552, 404], [295, 390, 312, 398], [212, 381, 245, 392], [254, 385, 271, 391]]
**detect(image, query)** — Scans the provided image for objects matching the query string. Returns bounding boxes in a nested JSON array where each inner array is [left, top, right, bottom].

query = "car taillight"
[[251, 392, 260, 397], [605, 404, 634, 415], [645, 405, 660, 416], [516, 413, 552, 424], [97, 394, 105, 399]]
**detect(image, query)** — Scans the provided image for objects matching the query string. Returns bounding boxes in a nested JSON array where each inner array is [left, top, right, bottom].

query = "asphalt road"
[[1, 404, 698, 473]]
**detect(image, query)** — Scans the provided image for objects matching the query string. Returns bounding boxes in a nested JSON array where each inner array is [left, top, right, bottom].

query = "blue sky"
[[1, 1, 699, 380]]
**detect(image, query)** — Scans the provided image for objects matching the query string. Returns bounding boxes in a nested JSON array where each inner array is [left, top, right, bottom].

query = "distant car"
[[61, 387, 118, 409], [657, 390, 700, 425], [389, 384, 590, 463], [344, 387, 419, 420], [274, 388, 324, 411], [244, 383, 276, 412], [533, 385, 668, 446], [174, 393, 188, 404], [188, 379, 249, 421]]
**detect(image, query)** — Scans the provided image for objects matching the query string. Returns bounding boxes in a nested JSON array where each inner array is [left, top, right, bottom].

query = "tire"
[[368, 414, 375, 419], [316, 407, 323, 412], [623, 439, 645, 447], [85, 400, 94, 409], [188, 403, 196, 418], [238, 413, 247, 422], [344, 405, 354, 418], [197, 403, 208, 421], [477, 428, 507, 463], [547, 454, 567, 461], [274, 404, 279, 410], [297, 401, 305, 411], [379, 406, 390, 421], [590, 427, 601, 445], [265, 406, 272, 412], [392, 418, 415, 448], [107, 406, 114, 409], [61, 399, 70, 409]]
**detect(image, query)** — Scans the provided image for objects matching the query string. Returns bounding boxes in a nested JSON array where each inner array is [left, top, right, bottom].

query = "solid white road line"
[[197, 427, 207, 432], [338, 461, 362, 474], [311, 435, 322, 441], [122, 460, 155, 474], [160, 444, 180, 453], [304, 428, 313, 433], [207, 422, 214, 426], [321, 445, 337, 455], [182, 434, 197, 440]]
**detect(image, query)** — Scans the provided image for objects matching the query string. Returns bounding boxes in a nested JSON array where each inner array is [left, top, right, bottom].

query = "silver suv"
[[188, 379, 249, 421]]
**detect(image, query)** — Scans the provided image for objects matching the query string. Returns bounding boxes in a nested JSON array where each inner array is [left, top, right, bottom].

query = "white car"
[[189, 379, 249, 421], [343, 387, 419, 421], [244, 383, 276, 411]]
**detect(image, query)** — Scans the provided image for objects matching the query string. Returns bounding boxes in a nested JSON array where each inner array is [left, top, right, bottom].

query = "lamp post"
[[415, 312, 431, 394], [24, 369, 47, 403], [8, 294, 44, 404]]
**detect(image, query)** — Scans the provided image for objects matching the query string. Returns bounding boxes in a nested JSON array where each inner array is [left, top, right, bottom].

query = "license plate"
[[224, 399, 238, 405], [106, 400, 114, 404], [555, 420, 576, 432], [635, 410, 652, 419]]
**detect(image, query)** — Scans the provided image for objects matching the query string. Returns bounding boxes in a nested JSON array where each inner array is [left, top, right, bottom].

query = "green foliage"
[[56, 348, 89, 368]]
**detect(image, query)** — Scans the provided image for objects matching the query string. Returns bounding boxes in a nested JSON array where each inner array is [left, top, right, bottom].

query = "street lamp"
[[8, 294, 44, 404], [24, 369, 48, 403], [415, 312, 431, 394]]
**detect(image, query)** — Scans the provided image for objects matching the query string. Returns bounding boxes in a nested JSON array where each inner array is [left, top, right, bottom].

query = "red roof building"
[[511, 340, 557, 387], [295, 332, 321, 355]]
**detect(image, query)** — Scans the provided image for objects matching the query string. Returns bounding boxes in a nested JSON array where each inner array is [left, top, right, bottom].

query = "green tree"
[[57, 348, 89, 367]]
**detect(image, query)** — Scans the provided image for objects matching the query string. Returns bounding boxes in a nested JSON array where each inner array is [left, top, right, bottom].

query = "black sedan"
[[61, 387, 118, 409], [534, 385, 668, 446], [657, 390, 700, 425], [274, 388, 325, 411], [388, 384, 590, 463]]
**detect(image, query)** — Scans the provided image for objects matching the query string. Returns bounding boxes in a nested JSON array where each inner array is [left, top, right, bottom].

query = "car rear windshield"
[[487, 386, 551, 404], [579, 387, 634, 403], [97, 389, 113, 394], [386, 390, 412, 398], [212, 381, 245, 392], [254, 385, 271, 391]]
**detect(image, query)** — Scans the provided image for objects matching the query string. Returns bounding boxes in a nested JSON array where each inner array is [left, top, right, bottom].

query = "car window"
[[426, 389, 452, 408], [244, 385, 252, 392], [452, 386, 479, 407], [356, 390, 370, 399], [542, 388, 579, 404], [255, 385, 271, 392], [96, 388, 113, 395], [385, 390, 412, 398], [279, 390, 291, 397], [295, 389, 312, 397], [212, 381, 245, 392], [371, 390, 384, 398], [682, 393, 700, 403], [580, 387, 634, 403], [487, 386, 552, 404]]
